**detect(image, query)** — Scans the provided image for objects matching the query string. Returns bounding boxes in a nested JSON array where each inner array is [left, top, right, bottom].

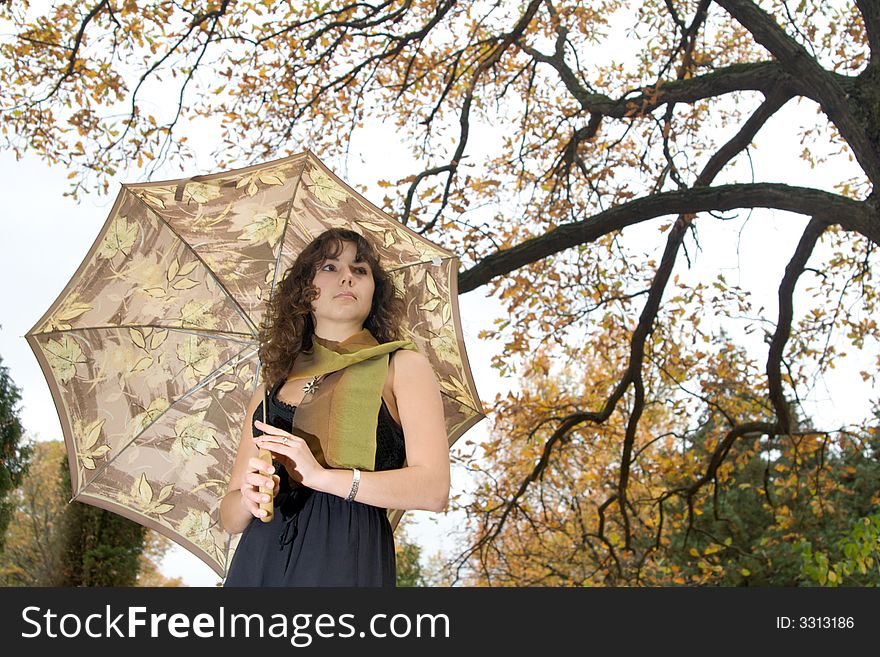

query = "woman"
[[220, 228, 449, 586]]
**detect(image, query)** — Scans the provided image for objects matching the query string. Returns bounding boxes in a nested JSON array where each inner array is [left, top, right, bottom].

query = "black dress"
[[223, 377, 406, 587]]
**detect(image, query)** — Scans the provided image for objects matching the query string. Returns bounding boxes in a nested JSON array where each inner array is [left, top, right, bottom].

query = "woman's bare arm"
[[308, 349, 450, 511]]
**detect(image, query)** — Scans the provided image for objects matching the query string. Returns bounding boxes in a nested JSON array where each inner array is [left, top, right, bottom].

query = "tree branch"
[[458, 184, 873, 293], [519, 37, 795, 119], [38, 0, 112, 103], [766, 216, 826, 434], [401, 0, 545, 231], [714, 0, 880, 182], [856, 0, 880, 61]]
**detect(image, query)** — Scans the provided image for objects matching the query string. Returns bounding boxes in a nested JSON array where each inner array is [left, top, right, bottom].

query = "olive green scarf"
[[285, 328, 417, 471]]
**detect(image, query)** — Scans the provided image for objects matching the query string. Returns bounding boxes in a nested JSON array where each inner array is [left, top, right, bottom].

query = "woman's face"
[[309, 240, 376, 327]]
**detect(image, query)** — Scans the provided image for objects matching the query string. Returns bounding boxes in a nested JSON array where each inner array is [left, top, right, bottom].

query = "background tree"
[[136, 531, 184, 587], [0, 441, 179, 586], [395, 533, 428, 587], [460, 353, 880, 585], [0, 353, 31, 553], [3, 1, 879, 583], [54, 454, 147, 586], [654, 408, 880, 585], [0, 440, 63, 585]]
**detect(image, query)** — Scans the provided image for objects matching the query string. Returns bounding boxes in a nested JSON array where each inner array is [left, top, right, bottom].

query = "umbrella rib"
[[437, 387, 486, 416], [128, 190, 261, 337], [76, 343, 260, 494], [388, 256, 453, 275], [267, 157, 308, 306], [33, 324, 256, 343]]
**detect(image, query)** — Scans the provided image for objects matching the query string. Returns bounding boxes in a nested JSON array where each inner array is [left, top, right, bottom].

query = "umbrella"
[[26, 150, 486, 577]]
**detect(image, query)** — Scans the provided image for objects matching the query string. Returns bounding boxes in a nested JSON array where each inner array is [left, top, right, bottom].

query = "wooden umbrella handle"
[[258, 448, 274, 523], [257, 386, 274, 522]]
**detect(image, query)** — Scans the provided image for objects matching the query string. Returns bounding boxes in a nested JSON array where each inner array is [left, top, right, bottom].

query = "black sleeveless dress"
[[223, 377, 406, 587]]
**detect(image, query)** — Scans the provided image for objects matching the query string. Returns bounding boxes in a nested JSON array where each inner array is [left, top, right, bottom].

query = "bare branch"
[[715, 0, 880, 182], [37, 0, 112, 103], [766, 217, 826, 434], [519, 39, 795, 119], [856, 0, 880, 60], [401, 0, 545, 230], [458, 184, 873, 293]]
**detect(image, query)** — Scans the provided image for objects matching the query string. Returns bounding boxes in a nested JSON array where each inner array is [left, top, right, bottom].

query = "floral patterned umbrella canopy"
[[26, 150, 485, 577]]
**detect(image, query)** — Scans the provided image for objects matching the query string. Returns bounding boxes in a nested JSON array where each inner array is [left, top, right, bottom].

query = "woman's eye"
[[320, 263, 367, 274]]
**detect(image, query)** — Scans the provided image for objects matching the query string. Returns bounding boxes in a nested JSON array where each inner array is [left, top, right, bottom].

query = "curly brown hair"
[[258, 228, 406, 390]]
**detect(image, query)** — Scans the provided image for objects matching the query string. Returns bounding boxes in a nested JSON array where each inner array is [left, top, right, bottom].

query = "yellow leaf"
[[139, 192, 167, 209], [131, 356, 153, 373], [420, 299, 441, 312], [425, 271, 440, 297], [150, 330, 169, 349], [97, 215, 138, 259], [137, 473, 154, 505], [171, 278, 199, 290], [44, 335, 87, 384], [177, 260, 199, 277], [258, 172, 285, 186], [167, 257, 180, 282], [82, 418, 105, 450], [158, 484, 174, 502], [57, 302, 92, 322], [129, 328, 146, 350]]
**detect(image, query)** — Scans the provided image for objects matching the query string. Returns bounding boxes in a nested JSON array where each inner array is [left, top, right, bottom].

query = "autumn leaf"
[[176, 335, 221, 381], [308, 168, 348, 207], [178, 509, 215, 552], [75, 417, 111, 470], [56, 299, 92, 324], [129, 328, 146, 349], [172, 411, 220, 459], [131, 397, 170, 437], [239, 209, 284, 247], [44, 335, 88, 384], [179, 299, 219, 330], [97, 215, 138, 259], [183, 182, 222, 204]]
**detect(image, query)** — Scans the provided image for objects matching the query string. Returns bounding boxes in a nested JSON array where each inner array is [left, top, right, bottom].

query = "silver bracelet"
[[346, 468, 361, 502]]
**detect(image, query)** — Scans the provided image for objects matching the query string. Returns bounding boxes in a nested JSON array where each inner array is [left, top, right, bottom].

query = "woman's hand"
[[254, 420, 325, 489], [238, 455, 279, 520]]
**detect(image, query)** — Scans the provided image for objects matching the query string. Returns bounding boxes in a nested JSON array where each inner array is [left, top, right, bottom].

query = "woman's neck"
[[312, 323, 366, 344]]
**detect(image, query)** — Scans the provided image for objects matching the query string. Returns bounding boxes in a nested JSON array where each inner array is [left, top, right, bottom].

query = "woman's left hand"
[[253, 420, 325, 488]]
